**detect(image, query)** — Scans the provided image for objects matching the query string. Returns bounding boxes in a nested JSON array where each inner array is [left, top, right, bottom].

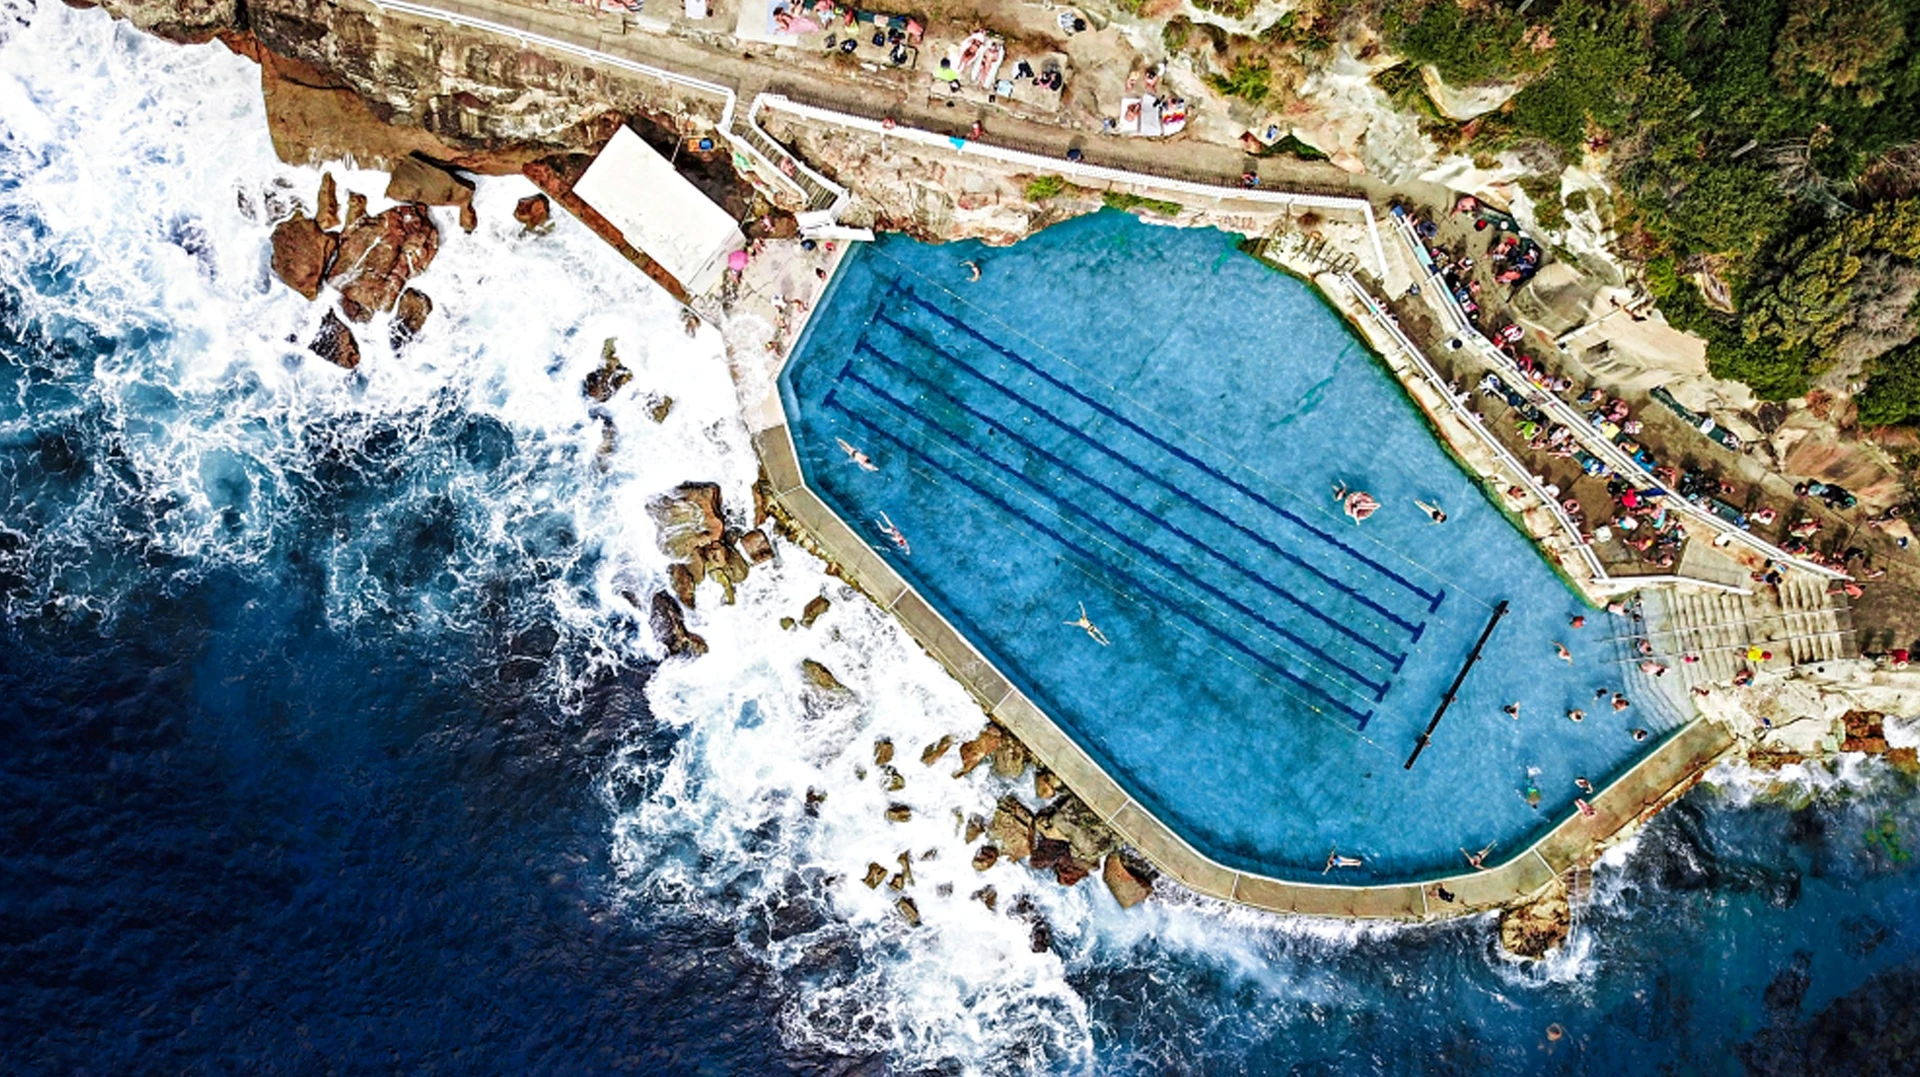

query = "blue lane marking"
[[849, 339, 1409, 676], [865, 312, 1428, 644], [893, 289, 1448, 614], [834, 370, 1394, 705], [826, 399, 1378, 729]]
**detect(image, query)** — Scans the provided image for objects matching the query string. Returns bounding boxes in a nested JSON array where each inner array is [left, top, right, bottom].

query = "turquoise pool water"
[[780, 212, 1685, 882]]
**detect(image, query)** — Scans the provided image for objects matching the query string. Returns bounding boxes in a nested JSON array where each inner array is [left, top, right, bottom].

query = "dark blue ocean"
[[3, 3, 1919, 1073]]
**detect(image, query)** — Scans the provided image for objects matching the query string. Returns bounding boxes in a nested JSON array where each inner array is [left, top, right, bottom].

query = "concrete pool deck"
[[755, 417, 1738, 918]]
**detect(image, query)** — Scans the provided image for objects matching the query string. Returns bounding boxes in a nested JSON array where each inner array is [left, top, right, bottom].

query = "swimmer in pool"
[[962, 260, 981, 282], [1323, 847, 1363, 873], [1612, 693, 1631, 712], [1569, 614, 1587, 629], [836, 437, 880, 472], [1575, 776, 1594, 794], [1065, 602, 1110, 646], [1554, 642, 1573, 664], [1462, 842, 1495, 870], [1503, 702, 1521, 720], [1416, 499, 1447, 523], [1568, 709, 1585, 723]]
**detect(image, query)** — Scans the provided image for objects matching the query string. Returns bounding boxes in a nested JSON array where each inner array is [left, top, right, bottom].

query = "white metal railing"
[[1388, 215, 1847, 580], [755, 94, 1393, 279], [1335, 271, 1610, 582]]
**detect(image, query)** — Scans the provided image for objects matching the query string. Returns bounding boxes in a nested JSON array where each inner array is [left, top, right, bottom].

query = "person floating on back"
[[1462, 841, 1495, 870], [1065, 601, 1110, 646], [1416, 499, 1447, 523], [1323, 847, 1363, 874]]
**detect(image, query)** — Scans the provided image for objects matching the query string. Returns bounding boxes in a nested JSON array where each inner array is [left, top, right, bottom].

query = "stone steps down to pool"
[[777, 214, 1701, 884]]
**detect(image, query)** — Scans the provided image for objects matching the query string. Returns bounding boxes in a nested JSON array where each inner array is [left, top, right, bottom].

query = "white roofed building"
[[571, 126, 745, 296]]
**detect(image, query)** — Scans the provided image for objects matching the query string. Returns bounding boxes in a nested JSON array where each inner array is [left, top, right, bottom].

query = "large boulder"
[[390, 287, 433, 348], [385, 155, 475, 209], [1034, 794, 1118, 865], [1498, 884, 1572, 959], [584, 338, 634, 401], [270, 213, 336, 300], [988, 795, 1034, 862], [648, 591, 707, 658], [955, 723, 1007, 777], [1102, 853, 1153, 908], [515, 193, 551, 230], [646, 482, 725, 561], [307, 309, 360, 370], [316, 172, 341, 231], [327, 203, 440, 322]]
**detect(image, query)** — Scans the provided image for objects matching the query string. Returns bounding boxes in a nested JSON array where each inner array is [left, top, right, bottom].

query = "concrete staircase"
[[1636, 575, 1855, 691]]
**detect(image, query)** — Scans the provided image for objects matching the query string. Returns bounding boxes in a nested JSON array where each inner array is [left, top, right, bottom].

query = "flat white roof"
[[572, 126, 743, 295]]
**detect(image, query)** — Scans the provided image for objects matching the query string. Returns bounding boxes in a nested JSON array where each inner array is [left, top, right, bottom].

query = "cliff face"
[[89, 0, 710, 171]]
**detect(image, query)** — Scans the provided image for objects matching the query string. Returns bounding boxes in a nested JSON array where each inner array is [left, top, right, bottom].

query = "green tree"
[[1741, 198, 1920, 357], [1856, 339, 1920, 425], [1772, 0, 1908, 96]]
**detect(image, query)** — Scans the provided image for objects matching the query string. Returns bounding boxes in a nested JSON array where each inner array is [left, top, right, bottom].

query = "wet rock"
[[345, 190, 367, 227], [881, 766, 904, 791], [739, 528, 774, 563], [884, 803, 912, 823], [1028, 919, 1051, 952], [1052, 855, 1093, 887], [1034, 769, 1060, 800], [886, 871, 906, 891], [514, 192, 551, 230], [647, 482, 725, 561], [972, 885, 998, 911], [648, 395, 674, 423], [1035, 794, 1118, 866], [270, 213, 337, 301], [971, 844, 999, 871], [705, 538, 752, 588], [990, 736, 1031, 779], [801, 659, 846, 693], [509, 622, 560, 658], [753, 477, 772, 527], [385, 154, 475, 209], [801, 594, 831, 628], [873, 737, 894, 766], [668, 562, 698, 609], [955, 723, 1007, 777], [307, 309, 361, 370], [964, 814, 986, 843], [989, 795, 1034, 862], [896, 851, 914, 886], [327, 203, 440, 321], [1103, 853, 1153, 908], [648, 591, 707, 658], [895, 896, 920, 927], [804, 787, 826, 817], [583, 337, 633, 402], [919, 735, 954, 767], [863, 863, 887, 888], [389, 287, 433, 348], [779, 616, 796, 631], [316, 171, 340, 231], [459, 201, 478, 234], [1499, 883, 1572, 960], [1028, 835, 1073, 874]]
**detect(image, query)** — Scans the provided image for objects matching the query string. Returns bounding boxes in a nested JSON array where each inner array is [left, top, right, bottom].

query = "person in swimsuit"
[[836, 437, 879, 472], [1065, 602, 1110, 646], [1323, 847, 1363, 874], [1554, 642, 1573, 664], [1462, 842, 1495, 870], [1503, 702, 1521, 720], [962, 260, 981, 282], [1416, 499, 1447, 523]]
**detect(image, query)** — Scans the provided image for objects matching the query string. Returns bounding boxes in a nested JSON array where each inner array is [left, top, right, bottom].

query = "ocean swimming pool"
[[780, 212, 1685, 882]]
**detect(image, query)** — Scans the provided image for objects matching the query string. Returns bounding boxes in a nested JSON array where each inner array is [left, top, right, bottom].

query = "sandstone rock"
[[989, 735, 1030, 779], [989, 795, 1034, 862], [386, 154, 475, 209], [896, 851, 914, 886], [514, 193, 552, 230], [885, 803, 912, 823], [971, 844, 999, 871], [881, 766, 904, 791], [955, 723, 1007, 777], [327, 203, 439, 321], [1034, 769, 1060, 800], [316, 171, 340, 231], [1499, 884, 1572, 960], [801, 594, 831, 628], [390, 286, 432, 348], [647, 482, 725, 561], [873, 738, 894, 766], [963, 814, 986, 843], [886, 870, 905, 891], [804, 787, 826, 816], [307, 309, 360, 370], [1102, 853, 1153, 908], [752, 478, 771, 527], [668, 562, 697, 609], [583, 337, 633, 401], [345, 191, 367, 227], [778, 616, 795, 630], [270, 213, 336, 300], [1052, 855, 1093, 887], [801, 659, 846, 693], [919, 735, 954, 767], [648, 591, 707, 658], [972, 885, 998, 911], [895, 896, 920, 927], [1034, 794, 1118, 865], [648, 395, 674, 423], [1028, 835, 1073, 874], [705, 539, 751, 587], [863, 862, 887, 888], [739, 529, 774, 563]]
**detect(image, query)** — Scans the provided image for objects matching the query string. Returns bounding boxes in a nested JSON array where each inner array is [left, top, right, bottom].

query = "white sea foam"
[[0, 3, 1624, 1070]]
